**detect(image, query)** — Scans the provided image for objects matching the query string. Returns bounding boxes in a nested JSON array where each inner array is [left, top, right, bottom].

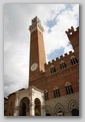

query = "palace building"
[[5, 16, 79, 116]]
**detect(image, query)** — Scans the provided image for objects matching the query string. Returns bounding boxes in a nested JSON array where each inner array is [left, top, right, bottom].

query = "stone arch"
[[19, 97, 30, 116], [70, 56, 76, 59], [34, 98, 41, 116], [53, 86, 59, 90], [68, 100, 79, 116], [45, 105, 51, 116], [54, 103, 64, 116], [65, 82, 71, 86], [50, 65, 55, 68], [60, 60, 65, 64]]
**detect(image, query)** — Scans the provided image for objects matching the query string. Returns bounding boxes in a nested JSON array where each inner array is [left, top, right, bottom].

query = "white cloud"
[[4, 4, 79, 97], [44, 4, 79, 55]]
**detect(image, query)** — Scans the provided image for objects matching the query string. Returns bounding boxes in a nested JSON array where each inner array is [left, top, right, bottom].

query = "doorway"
[[71, 109, 79, 116], [21, 102, 26, 116]]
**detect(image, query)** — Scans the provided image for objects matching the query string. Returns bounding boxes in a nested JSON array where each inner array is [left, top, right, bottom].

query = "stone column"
[[41, 104, 45, 116], [30, 101, 35, 116], [41, 94, 46, 116], [14, 97, 19, 116], [14, 106, 19, 116], [26, 105, 30, 116]]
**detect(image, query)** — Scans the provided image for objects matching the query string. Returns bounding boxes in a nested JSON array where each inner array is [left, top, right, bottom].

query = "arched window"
[[71, 56, 78, 65], [50, 65, 56, 74], [54, 86, 60, 98], [60, 61, 66, 69], [44, 90, 49, 100], [65, 82, 73, 95]]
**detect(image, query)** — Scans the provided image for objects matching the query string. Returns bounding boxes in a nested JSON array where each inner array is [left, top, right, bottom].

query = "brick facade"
[[5, 16, 79, 116], [29, 17, 79, 101], [6, 93, 16, 116]]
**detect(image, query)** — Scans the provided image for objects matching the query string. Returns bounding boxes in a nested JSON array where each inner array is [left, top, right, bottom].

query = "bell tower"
[[29, 16, 46, 81]]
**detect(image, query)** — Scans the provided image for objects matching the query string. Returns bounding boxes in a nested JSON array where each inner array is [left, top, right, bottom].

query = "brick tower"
[[6, 17, 79, 116], [65, 26, 79, 55], [29, 16, 46, 81]]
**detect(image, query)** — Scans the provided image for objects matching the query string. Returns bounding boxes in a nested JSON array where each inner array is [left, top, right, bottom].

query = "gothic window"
[[54, 86, 60, 98], [65, 82, 73, 95], [50, 65, 56, 74], [45, 105, 51, 116], [71, 56, 78, 65], [60, 61, 66, 69], [44, 90, 49, 100], [68, 100, 79, 116], [54, 103, 64, 116]]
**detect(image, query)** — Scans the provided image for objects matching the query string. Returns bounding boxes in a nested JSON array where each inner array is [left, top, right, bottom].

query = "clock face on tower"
[[31, 63, 38, 71]]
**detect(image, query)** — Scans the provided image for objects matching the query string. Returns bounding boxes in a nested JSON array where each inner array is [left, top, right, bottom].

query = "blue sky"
[[47, 48, 64, 61], [4, 4, 79, 97], [46, 16, 56, 32]]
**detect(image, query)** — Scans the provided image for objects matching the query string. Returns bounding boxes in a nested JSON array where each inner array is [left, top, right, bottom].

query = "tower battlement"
[[29, 16, 44, 33], [45, 51, 73, 66], [32, 16, 41, 24], [65, 26, 79, 37], [65, 26, 79, 50]]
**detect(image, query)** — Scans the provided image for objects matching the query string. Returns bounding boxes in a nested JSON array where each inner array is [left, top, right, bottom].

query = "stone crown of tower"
[[29, 16, 44, 33]]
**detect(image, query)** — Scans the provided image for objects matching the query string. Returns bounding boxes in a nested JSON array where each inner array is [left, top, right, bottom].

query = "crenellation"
[[60, 55, 63, 59], [64, 53, 67, 56], [56, 57, 59, 60], [29, 16, 44, 33], [48, 61, 51, 64], [52, 59, 55, 63], [44, 49, 78, 72], [65, 26, 79, 52], [71, 26, 74, 32], [69, 51, 72, 54], [76, 26, 79, 31], [45, 51, 74, 66], [65, 26, 78, 37]]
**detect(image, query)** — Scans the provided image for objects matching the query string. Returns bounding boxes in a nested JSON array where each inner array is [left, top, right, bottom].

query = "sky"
[[4, 4, 79, 97]]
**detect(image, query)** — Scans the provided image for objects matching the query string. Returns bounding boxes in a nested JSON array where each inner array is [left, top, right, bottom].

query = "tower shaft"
[[29, 16, 46, 81]]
